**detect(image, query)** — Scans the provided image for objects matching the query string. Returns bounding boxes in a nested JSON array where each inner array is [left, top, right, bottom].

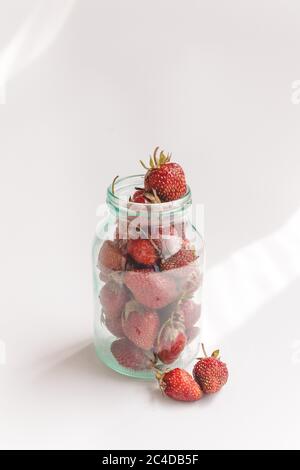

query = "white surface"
[[0, 0, 300, 450]]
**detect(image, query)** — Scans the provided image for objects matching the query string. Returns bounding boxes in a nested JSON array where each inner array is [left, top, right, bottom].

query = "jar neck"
[[106, 174, 192, 221]]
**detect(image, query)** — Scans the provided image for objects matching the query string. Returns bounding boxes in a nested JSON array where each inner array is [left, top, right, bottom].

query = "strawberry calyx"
[[157, 316, 185, 346], [122, 300, 147, 325], [152, 366, 169, 394], [197, 343, 221, 361], [156, 295, 186, 346], [143, 189, 161, 204], [156, 314, 187, 364], [129, 188, 162, 204], [211, 349, 220, 359], [140, 146, 172, 171]]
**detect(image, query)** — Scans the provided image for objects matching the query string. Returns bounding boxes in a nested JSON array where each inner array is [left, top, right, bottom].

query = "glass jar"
[[92, 175, 204, 379]]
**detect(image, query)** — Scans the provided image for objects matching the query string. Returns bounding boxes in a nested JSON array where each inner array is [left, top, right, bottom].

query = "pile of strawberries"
[[157, 345, 228, 402], [96, 147, 229, 402]]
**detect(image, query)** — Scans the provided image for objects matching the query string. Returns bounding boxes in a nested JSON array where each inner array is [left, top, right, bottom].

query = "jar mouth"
[[106, 174, 192, 216]]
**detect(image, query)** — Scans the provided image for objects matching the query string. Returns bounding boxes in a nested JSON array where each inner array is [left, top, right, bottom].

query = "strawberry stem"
[[201, 343, 208, 358], [111, 175, 119, 195]]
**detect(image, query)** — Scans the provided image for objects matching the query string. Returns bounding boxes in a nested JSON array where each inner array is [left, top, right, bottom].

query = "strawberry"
[[130, 188, 162, 204], [98, 240, 126, 272], [179, 300, 201, 329], [124, 270, 178, 309], [140, 147, 187, 202], [131, 189, 148, 203], [156, 318, 187, 364], [122, 301, 160, 350], [193, 345, 229, 394], [111, 338, 154, 370], [156, 368, 203, 402], [127, 239, 158, 266], [160, 247, 197, 272], [104, 314, 124, 338], [99, 281, 129, 318]]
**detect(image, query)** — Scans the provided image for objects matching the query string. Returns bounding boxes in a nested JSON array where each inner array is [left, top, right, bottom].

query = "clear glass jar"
[[92, 175, 204, 379]]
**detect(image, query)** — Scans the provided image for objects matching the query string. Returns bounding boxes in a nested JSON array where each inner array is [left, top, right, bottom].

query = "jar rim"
[[106, 174, 192, 216]]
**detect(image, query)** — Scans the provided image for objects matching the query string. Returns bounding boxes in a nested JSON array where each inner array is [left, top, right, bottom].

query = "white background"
[[0, 0, 300, 450]]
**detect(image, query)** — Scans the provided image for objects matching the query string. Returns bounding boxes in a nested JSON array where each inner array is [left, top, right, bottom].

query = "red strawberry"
[[130, 189, 161, 204], [156, 318, 187, 364], [160, 247, 197, 272], [104, 314, 124, 338], [141, 147, 187, 202], [131, 189, 148, 203], [122, 301, 160, 350], [111, 338, 154, 370], [127, 239, 158, 266], [179, 300, 201, 329], [193, 345, 229, 394], [156, 368, 203, 402], [124, 271, 178, 309], [98, 240, 126, 272], [99, 281, 129, 318]]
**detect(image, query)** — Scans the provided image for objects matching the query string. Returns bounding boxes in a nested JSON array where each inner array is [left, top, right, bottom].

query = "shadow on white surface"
[[37, 340, 222, 409], [205, 207, 300, 344], [147, 383, 220, 409], [36, 341, 129, 384]]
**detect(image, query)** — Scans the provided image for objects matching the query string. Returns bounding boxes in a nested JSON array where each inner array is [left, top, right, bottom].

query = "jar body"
[[92, 176, 204, 379]]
